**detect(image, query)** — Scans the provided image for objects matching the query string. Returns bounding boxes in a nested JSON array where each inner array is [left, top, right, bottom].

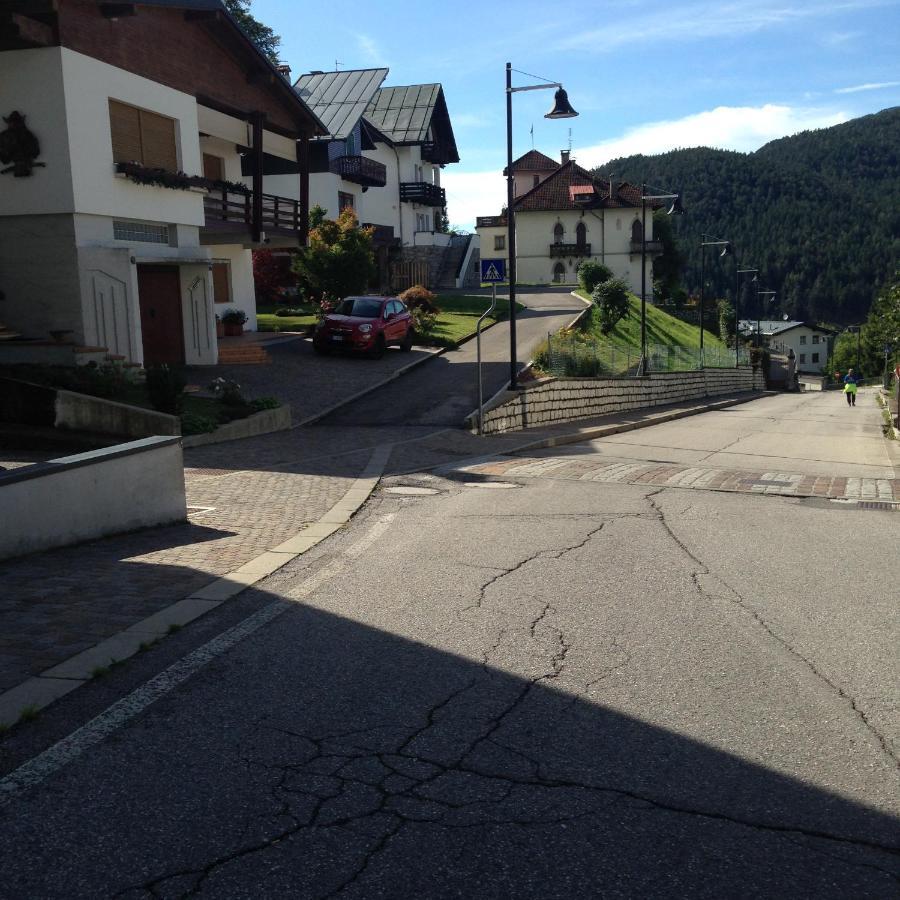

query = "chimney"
[[276, 62, 292, 79], [560, 149, 570, 165], [608, 176, 617, 202]]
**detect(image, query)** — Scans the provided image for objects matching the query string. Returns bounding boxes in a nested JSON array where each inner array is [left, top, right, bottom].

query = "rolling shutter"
[[139, 109, 178, 171], [212, 263, 230, 304], [109, 99, 142, 164], [108, 99, 178, 171]]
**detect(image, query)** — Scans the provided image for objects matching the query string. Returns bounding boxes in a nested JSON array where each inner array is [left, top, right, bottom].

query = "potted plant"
[[215, 314, 225, 339], [221, 308, 247, 337]]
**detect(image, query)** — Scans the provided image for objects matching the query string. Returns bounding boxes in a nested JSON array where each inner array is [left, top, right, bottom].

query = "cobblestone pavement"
[[455, 452, 900, 501], [0, 443, 367, 694]]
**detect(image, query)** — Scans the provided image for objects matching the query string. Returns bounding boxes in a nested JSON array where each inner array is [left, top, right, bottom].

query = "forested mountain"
[[595, 107, 900, 324]]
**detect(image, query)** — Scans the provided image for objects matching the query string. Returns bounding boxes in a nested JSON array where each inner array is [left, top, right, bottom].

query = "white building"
[[475, 151, 657, 295], [0, 0, 323, 367], [739, 320, 837, 373], [265, 70, 475, 292]]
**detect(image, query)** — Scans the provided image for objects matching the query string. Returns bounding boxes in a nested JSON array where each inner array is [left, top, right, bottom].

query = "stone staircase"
[[434, 234, 472, 290], [216, 338, 272, 365]]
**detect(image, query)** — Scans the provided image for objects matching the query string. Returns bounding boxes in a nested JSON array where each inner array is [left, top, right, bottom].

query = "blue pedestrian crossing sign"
[[481, 258, 507, 283]]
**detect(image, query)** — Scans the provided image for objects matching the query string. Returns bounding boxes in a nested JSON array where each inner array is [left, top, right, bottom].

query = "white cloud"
[[444, 103, 850, 229], [441, 169, 507, 232], [576, 104, 850, 168], [552, 0, 889, 51], [834, 80, 900, 93], [355, 33, 388, 67]]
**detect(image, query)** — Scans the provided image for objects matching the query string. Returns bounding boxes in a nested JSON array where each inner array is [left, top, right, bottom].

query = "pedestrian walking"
[[843, 368, 861, 406]]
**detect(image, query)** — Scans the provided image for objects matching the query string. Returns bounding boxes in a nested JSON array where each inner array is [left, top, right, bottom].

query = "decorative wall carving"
[[0, 111, 45, 177]]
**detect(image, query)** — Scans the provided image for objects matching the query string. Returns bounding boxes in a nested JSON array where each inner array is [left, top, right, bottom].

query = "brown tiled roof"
[[503, 149, 558, 175], [514, 161, 649, 212]]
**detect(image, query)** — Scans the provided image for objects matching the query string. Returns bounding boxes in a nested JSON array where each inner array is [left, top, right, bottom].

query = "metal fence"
[[540, 333, 750, 378]]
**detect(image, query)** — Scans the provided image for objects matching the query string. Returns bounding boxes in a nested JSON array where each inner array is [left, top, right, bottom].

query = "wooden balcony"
[[202, 185, 301, 245], [476, 215, 507, 228], [549, 242, 591, 258], [329, 154, 387, 187], [399, 182, 446, 207]]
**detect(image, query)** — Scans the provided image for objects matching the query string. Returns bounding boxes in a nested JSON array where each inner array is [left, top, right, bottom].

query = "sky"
[[256, 0, 900, 229]]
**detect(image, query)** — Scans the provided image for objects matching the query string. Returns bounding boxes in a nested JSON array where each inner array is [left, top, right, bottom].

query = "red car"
[[313, 295, 414, 358]]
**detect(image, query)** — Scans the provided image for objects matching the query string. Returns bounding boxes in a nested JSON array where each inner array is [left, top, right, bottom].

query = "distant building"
[[475, 150, 660, 295], [738, 320, 838, 373]]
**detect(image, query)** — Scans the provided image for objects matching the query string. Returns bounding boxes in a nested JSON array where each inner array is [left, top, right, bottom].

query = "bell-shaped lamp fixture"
[[720, 242, 733, 257], [545, 87, 578, 119], [667, 194, 685, 216]]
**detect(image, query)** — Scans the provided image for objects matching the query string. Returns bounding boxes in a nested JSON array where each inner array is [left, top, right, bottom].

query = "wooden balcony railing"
[[399, 182, 446, 207], [329, 155, 387, 187], [203, 185, 300, 235], [549, 242, 591, 257]]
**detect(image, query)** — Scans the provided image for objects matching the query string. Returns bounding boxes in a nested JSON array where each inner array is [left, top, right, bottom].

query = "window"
[[812, 352, 820, 363], [338, 191, 354, 211], [533, 174, 540, 188], [552, 262, 566, 283], [799, 353, 806, 363], [112, 220, 170, 243], [553, 222, 564, 243], [212, 263, 230, 304], [799, 335, 807, 344], [812, 335, 820, 344], [631, 220, 643, 243], [576, 221, 587, 247], [109, 99, 177, 171], [202, 154, 225, 182], [494, 235, 506, 251]]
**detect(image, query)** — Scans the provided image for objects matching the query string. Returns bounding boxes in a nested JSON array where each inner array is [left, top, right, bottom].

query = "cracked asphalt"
[[1, 449, 898, 896]]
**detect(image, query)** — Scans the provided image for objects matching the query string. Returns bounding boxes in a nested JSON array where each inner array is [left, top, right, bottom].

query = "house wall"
[[362, 143, 403, 239], [208, 245, 257, 332], [513, 168, 555, 198], [769, 326, 830, 373], [0, 48, 74, 216]]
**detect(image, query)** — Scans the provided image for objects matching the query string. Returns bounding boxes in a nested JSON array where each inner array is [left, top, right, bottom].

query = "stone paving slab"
[[455, 454, 900, 502]]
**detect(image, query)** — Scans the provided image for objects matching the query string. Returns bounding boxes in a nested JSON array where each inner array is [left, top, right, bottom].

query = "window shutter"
[[139, 109, 178, 171], [202, 154, 224, 181], [109, 100, 142, 164], [212, 263, 230, 304]]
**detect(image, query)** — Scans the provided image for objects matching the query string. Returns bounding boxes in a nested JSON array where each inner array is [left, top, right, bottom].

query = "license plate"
[[331, 335, 343, 342]]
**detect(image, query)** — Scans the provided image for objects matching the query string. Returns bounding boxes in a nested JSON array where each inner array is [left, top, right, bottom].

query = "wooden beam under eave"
[[0, 12, 55, 46], [99, 3, 136, 18]]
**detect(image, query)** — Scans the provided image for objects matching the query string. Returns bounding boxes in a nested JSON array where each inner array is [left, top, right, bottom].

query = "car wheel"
[[400, 327, 413, 352], [370, 335, 386, 359]]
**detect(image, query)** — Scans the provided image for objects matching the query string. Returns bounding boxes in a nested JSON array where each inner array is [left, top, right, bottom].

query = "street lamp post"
[[640, 184, 684, 374], [506, 63, 577, 389], [756, 290, 776, 349], [699, 234, 731, 366], [736, 268, 758, 366]]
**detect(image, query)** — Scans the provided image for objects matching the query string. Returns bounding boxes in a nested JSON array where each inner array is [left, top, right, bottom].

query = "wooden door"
[[137, 266, 184, 365]]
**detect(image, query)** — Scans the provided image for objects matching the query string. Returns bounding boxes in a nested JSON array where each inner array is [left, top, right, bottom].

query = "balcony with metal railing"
[[549, 242, 591, 258], [399, 182, 446, 207], [630, 240, 664, 254], [329, 155, 387, 187]]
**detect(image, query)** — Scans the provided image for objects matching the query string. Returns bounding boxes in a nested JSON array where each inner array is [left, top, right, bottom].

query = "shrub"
[[180, 412, 218, 435], [208, 377, 244, 407], [274, 307, 307, 317], [250, 397, 281, 412], [220, 308, 248, 326], [399, 284, 440, 314], [577, 260, 614, 294], [591, 278, 631, 334], [145, 365, 186, 414]]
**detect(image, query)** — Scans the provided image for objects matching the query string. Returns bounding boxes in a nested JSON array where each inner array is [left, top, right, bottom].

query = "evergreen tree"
[[223, 0, 281, 64]]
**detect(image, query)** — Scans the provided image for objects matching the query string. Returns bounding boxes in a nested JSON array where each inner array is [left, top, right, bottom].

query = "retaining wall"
[[0, 436, 186, 560], [473, 368, 765, 435]]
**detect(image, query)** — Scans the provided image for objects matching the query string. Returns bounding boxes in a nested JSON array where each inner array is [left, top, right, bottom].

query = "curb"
[[0, 444, 392, 729]]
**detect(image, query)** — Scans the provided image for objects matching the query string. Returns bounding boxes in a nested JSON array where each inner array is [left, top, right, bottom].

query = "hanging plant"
[[115, 161, 250, 194]]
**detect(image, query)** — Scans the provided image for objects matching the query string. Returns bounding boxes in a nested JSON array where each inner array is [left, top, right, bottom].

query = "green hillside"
[[593, 107, 900, 326]]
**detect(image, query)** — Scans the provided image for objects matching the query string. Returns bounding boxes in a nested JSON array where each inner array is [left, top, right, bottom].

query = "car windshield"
[[338, 297, 383, 318]]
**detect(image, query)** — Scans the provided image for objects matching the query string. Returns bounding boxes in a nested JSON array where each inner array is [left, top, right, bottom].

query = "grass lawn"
[[426, 294, 524, 348], [575, 290, 728, 352], [256, 303, 317, 332]]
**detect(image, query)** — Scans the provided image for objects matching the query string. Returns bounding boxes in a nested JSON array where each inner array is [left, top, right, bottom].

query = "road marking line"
[[345, 514, 396, 559]]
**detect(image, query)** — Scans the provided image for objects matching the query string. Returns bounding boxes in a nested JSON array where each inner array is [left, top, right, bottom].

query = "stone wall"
[[473, 368, 765, 434]]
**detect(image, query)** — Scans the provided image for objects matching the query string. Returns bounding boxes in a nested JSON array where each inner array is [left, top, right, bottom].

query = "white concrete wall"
[[60, 48, 204, 227], [0, 48, 74, 216], [0, 437, 187, 561], [769, 327, 829, 373], [208, 245, 256, 332]]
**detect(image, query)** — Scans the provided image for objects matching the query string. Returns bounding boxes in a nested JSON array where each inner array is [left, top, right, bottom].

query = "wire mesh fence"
[[539, 333, 751, 378]]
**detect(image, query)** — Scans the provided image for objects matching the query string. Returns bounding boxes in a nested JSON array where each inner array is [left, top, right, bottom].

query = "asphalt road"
[[317, 287, 586, 427], [1, 393, 897, 898]]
